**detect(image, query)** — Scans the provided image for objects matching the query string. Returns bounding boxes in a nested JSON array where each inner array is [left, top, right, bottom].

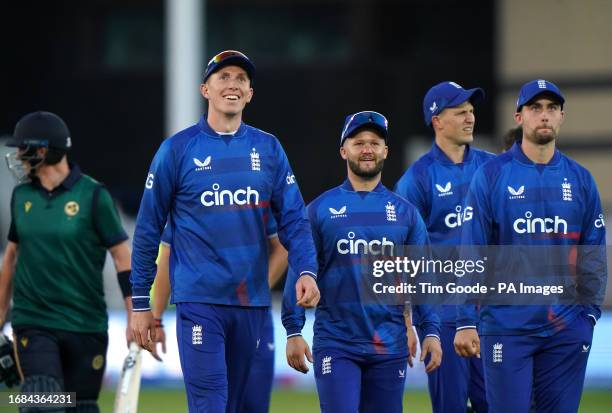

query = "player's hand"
[[125, 320, 135, 348], [296, 275, 320, 308], [150, 324, 167, 362], [407, 326, 417, 368], [421, 336, 442, 373], [131, 311, 156, 353], [454, 328, 481, 358], [286, 335, 313, 374]]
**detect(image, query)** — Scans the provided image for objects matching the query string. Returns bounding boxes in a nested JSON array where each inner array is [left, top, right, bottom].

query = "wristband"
[[154, 318, 164, 328], [117, 270, 132, 298]]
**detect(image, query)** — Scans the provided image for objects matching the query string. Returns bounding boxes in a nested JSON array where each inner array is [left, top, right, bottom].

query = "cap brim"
[[205, 56, 255, 82], [517, 90, 565, 112], [447, 87, 485, 107], [341, 124, 388, 145]]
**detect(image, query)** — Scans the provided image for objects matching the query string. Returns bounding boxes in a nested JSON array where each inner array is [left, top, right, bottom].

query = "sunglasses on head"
[[207, 50, 249, 67], [341, 111, 388, 141]]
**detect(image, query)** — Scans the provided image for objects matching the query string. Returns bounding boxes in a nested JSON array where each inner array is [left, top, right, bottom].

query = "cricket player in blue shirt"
[[283, 111, 442, 413], [151, 215, 287, 413], [130, 50, 320, 412], [395, 81, 492, 413], [454, 80, 607, 412]]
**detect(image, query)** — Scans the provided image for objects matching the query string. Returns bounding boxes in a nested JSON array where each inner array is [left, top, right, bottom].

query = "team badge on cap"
[[423, 81, 484, 126], [515, 79, 565, 112]]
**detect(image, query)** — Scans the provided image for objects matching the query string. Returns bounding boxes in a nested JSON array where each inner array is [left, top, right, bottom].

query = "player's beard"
[[348, 156, 385, 179], [526, 126, 557, 145]]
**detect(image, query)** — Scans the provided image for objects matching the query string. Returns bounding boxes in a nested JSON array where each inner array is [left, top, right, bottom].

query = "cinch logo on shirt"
[[336, 231, 394, 255], [595, 214, 606, 228], [436, 182, 453, 197], [444, 205, 473, 228], [513, 211, 568, 234], [200, 183, 260, 207]]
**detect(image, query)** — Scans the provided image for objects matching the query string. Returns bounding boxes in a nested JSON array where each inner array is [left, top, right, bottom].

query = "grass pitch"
[[0, 388, 610, 412], [96, 388, 610, 412]]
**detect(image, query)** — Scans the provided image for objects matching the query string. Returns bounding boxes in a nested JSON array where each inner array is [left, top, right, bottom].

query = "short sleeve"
[[93, 185, 129, 248]]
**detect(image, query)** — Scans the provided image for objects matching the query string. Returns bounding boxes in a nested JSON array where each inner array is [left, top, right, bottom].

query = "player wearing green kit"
[[0, 111, 133, 412]]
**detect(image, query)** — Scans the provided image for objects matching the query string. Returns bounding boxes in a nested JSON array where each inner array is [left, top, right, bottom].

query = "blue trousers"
[[314, 348, 407, 413], [481, 312, 594, 413], [417, 324, 487, 413], [176, 303, 268, 413], [241, 309, 274, 413]]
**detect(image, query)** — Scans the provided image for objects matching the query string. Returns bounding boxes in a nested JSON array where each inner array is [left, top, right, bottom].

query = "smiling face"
[[432, 100, 476, 146], [200, 65, 253, 119], [515, 96, 564, 145], [340, 129, 388, 179]]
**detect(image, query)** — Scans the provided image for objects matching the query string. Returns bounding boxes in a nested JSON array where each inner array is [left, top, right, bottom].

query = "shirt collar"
[[198, 115, 248, 139], [61, 163, 82, 189], [31, 163, 82, 193], [340, 179, 386, 193], [509, 141, 561, 166], [430, 142, 474, 164]]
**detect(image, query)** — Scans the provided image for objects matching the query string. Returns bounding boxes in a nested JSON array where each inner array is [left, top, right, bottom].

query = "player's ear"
[[431, 116, 441, 130], [245, 87, 254, 104], [200, 83, 209, 100], [514, 111, 523, 126], [339, 145, 347, 160], [383, 145, 388, 160]]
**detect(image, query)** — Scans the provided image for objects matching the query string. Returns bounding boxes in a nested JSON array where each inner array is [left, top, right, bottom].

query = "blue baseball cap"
[[340, 111, 389, 146], [516, 79, 564, 112], [423, 81, 485, 126], [203, 50, 256, 84]]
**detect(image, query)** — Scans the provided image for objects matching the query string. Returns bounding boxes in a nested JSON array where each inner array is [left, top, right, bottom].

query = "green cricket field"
[[95, 388, 610, 412]]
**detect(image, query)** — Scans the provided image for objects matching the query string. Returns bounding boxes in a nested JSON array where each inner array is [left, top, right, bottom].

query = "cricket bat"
[[113, 342, 143, 413]]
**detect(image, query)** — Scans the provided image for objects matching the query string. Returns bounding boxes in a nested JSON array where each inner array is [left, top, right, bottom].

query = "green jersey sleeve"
[[93, 185, 129, 247]]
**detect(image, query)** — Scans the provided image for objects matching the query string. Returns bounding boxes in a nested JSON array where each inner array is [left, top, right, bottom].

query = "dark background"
[[1, 0, 495, 213]]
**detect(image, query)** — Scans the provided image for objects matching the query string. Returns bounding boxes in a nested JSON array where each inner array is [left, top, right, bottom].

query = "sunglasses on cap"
[[340, 111, 389, 146], [203, 50, 255, 84], [208, 50, 249, 65]]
